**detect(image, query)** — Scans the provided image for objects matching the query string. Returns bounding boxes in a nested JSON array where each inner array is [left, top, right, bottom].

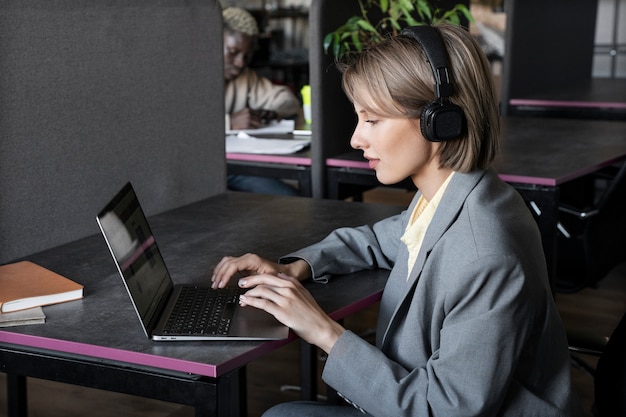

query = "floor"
[[1, 187, 625, 417]]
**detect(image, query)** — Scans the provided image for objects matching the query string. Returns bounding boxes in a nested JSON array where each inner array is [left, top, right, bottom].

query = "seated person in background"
[[222, 6, 300, 196], [212, 23, 582, 416]]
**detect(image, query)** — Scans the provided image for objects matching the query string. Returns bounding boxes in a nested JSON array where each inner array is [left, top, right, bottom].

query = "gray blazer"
[[284, 169, 580, 416]]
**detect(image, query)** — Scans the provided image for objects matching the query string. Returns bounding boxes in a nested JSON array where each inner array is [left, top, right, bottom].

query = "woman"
[[212, 23, 580, 416]]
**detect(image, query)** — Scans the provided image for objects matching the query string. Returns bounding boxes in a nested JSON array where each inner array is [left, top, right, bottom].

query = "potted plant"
[[324, 0, 473, 58]]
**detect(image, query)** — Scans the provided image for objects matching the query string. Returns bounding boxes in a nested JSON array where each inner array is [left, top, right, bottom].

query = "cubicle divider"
[[308, 0, 361, 199], [0, 0, 226, 264]]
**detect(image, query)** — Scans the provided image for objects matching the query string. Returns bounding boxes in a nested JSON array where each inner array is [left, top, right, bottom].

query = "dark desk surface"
[[493, 117, 626, 185], [0, 192, 401, 379], [327, 117, 626, 187], [509, 78, 626, 109], [508, 79, 626, 120]]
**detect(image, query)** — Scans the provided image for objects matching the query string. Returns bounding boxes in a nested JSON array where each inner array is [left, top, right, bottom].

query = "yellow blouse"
[[401, 172, 454, 279]]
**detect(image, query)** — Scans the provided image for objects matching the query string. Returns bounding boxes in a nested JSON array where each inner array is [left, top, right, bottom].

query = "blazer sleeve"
[[280, 212, 406, 282]]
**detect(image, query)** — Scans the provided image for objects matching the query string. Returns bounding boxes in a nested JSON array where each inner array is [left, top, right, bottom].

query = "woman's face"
[[350, 100, 439, 188]]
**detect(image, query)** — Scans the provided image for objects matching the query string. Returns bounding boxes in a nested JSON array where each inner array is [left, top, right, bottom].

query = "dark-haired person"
[[222, 6, 300, 196]]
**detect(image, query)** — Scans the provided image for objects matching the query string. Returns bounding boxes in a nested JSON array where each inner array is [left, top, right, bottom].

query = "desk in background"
[[0, 192, 402, 417], [507, 79, 626, 121], [326, 117, 626, 286], [227, 149, 312, 197], [226, 132, 313, 197]]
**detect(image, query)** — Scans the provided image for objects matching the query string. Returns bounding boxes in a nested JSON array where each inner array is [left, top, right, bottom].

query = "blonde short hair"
[[339, 23, 499, 172]]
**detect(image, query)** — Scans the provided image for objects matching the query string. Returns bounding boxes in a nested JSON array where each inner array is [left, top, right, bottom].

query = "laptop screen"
[[96, 182, 173, 335]]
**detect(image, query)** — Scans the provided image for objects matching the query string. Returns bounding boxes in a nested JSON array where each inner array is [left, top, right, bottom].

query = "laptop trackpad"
[[229, 306, 289, 340]]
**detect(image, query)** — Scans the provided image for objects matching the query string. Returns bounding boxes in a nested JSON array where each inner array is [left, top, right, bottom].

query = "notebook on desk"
[[96, 182, 289, 341]]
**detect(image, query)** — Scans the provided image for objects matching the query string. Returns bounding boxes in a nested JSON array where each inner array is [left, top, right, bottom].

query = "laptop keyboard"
[[163, 286, 241, 336]]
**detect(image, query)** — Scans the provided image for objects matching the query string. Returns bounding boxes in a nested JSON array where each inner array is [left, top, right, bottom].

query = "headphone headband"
[[400, 25, 453, 100]]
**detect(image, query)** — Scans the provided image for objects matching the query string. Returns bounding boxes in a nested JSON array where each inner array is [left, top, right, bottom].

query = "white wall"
[[594, 0, 626, 77]]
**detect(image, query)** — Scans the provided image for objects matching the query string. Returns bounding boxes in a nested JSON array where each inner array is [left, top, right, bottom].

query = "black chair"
[[568, 310, 626, 417], [594, 310, 626, 416], [556, 160, 626, 293], [556, 160, 626, 414]]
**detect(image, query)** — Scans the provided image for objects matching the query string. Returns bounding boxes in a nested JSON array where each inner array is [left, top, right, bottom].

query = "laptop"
[[96, 182, 289, 341]]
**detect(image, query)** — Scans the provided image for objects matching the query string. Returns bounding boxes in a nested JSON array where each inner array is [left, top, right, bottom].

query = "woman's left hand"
[[238, 273, 344, 354]]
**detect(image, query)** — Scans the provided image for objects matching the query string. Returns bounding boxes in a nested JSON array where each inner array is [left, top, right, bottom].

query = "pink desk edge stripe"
[[328, 291, 383, 322], [227, 153, 311, 166], [0, 331, 221, 377], [498, 174, 556, 186], [510, 98, 626, 109]]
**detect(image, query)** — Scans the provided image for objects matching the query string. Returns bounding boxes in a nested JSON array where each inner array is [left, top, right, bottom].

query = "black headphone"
[[400, 26, 466, 142]]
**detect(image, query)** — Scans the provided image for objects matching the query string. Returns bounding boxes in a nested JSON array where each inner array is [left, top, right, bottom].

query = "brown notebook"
[[0, 261, 83, 313]]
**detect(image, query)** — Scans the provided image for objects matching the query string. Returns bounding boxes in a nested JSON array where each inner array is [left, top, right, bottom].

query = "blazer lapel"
[[379, 170, 487, 350]]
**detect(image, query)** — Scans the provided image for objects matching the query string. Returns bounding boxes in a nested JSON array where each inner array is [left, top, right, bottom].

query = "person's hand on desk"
[[230, 108, 278, 130], [239, 273, 345, 354], [211, 254, 344, 353], [211, 253, 310, 288]]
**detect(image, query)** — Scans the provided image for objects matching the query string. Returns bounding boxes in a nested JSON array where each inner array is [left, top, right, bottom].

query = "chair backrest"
[[585, 161, 626, 283], [594, 310, 626, 416], [0, 0, 226, 264]]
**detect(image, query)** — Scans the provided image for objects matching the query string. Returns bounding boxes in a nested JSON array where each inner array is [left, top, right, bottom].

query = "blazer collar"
[[408, 170, 487, 283], [379, 169, 488, 349]]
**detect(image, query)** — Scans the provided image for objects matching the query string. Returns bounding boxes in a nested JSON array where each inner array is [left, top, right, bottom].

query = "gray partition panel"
[[0, 0, 226, 263]]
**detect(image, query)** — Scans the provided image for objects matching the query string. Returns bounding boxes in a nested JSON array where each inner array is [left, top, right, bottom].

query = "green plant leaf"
[[457, 5, 475, 23], [324, 0, 474, 59], [323, 32, 334, 53], [417, 2, 433, 22], [356, 19, 378, 33], [390, 18, 402, 31], [397, 0, 415, 14], [380, 0, 389, 13]]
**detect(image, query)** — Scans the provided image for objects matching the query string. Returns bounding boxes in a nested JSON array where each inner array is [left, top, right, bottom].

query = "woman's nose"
[[350, 126, 365, 150]]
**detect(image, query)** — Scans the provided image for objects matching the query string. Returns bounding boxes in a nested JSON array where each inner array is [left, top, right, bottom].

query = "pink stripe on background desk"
[[326, 158, 368, 169], [510, 98, 626, 109], [227, 153, 311, 166]]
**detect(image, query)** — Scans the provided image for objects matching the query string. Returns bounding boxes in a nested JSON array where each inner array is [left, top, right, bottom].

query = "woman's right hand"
[[210, 253, 310, 289]]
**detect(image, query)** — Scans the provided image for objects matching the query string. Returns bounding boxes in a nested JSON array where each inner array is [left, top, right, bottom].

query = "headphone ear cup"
[[420, 101, 466, 142]]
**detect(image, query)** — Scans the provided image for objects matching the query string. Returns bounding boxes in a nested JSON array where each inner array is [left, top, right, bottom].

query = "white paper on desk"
[[226, 119, 295, 135], [226, 132, 310, 155]]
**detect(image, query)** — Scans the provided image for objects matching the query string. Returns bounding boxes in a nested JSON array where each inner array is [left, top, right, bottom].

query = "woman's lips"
[[365, 156, 379, 170]]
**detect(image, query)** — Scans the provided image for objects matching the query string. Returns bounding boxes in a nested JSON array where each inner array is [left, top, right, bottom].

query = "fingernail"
[[239, 279, 247, 287]]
